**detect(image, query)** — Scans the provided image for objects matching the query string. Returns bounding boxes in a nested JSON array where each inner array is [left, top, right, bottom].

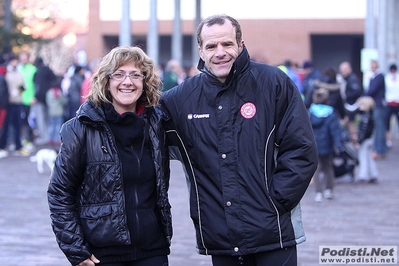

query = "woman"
[[47, 46, 172, 266], [354, 96, 378, 183]]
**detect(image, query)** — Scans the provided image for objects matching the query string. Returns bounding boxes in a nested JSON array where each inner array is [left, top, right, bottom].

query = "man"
[[32, 57, 56, 145], [18, 52, 37, 149], [161, 14, 318, 265], [1, 55, 29, 157], [339, 61, 363, 139], [366, 60, 387, 160]]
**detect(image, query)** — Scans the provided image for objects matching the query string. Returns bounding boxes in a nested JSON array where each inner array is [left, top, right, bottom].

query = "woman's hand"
[[77, 254, 100, 266]]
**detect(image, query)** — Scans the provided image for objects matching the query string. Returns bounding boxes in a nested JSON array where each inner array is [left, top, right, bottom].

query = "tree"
[[0, 0, 57, 54], [1, 0, 88, 75]]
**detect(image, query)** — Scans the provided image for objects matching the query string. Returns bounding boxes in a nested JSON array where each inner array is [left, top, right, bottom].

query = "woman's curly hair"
[[86, 46, 161, 107]]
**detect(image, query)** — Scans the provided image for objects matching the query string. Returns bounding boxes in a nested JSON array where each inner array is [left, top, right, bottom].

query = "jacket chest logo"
[[187, 113, 210, 120], [240, 102, 256, 119]]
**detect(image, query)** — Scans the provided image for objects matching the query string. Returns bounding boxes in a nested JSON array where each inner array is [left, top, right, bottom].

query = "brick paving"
[[0, 136, 398, 265]]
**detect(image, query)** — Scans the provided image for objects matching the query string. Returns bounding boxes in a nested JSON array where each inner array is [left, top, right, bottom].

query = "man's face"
[[198, 20, 243, 83], [370, 61, 378, 72], [19, 53, 28, 65], [339, 63, 351, 78]]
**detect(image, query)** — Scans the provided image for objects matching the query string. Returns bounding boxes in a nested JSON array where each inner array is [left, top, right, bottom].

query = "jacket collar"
[[197, 45, 250, 86], [77, 101, 153, 129], [76, 101, 107, 129]]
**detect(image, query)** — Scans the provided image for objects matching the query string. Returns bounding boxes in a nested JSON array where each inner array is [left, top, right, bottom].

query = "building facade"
[[85, 0, 398, 78]]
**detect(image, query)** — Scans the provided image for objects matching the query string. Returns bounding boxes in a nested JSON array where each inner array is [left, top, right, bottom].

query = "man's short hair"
[[196, 14, 242, 47]]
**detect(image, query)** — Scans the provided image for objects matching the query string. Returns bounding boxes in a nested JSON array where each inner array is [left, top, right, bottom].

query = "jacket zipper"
[[132, 124, 147, 244], [132, 145, 141, 244]]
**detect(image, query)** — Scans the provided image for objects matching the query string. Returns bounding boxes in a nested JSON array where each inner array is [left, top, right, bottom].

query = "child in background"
[[309, 88, 345, 202], [354, 96, 378, 183], [46, 76, 66, 146]]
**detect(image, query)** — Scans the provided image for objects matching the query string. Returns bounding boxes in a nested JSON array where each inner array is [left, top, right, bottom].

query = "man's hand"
[[77, 254, 100, 266]]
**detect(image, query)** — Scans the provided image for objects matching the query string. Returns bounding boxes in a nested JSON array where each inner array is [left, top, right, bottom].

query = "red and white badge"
[[240, 102, 256, 119]]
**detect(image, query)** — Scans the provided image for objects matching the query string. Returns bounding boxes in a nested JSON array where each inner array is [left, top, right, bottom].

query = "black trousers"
[[98, 256, 168, 266], [211, 246, 297, 266]]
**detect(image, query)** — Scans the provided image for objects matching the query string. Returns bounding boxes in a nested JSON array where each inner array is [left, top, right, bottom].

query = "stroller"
[[333, 141, 358, 181], [332, 122, 359, 181]]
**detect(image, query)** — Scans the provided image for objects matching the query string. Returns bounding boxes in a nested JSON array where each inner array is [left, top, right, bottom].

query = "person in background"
[[160, 14, 318, 266], [281, 60, 303, 94], [339, 61, 363, 142], [32, 57, 56, 145], [384, 63, 399, 149], [62, 50, 89, 103], [46, 76, 67, 146], [161, 59, 184, 91], [66, 65, 85, 120], [309, 88, 345, 202], [302, 60, 322, 108], [47, 46, 172, 266], [18, 51, 37, 150], [186, 64, 201, 79], [315, 66, 346, 120], [0, 54, 9, 158], [81, 58, 102, 104], [365, 60, 387, 159], [353, 96, 378, 184], [0, 54, 29, 157]]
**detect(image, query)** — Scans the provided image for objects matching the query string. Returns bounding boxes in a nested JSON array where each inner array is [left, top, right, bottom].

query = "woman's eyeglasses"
[[109, 72, 145, 82]]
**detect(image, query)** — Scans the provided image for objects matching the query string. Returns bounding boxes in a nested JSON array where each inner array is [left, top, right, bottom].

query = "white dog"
[[30, 149, 58, 174]]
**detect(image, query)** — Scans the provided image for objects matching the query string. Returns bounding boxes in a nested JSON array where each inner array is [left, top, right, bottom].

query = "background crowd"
[[0, 49, 398, 192], [0, 51, 201, 160], [280, 59, 399, 202]]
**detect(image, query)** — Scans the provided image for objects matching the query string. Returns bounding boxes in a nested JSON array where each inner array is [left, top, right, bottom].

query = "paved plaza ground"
[[0, 136, 398, 266]]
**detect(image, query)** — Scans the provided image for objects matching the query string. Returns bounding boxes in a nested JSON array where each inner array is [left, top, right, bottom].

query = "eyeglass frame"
[[109, 72, 145, 82]]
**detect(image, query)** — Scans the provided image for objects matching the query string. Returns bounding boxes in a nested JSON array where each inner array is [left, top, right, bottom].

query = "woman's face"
[[108, 62, 144, 114]]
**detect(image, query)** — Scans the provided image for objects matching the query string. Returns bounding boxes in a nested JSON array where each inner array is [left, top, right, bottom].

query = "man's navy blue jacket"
[[160, 46, 318, 256]]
